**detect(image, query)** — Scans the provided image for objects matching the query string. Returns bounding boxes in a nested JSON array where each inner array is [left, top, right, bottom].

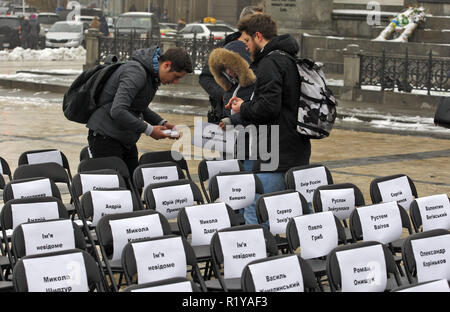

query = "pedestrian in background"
[[29, 14, 40, 49], [99, 15, 109, 37], [21, 17, 31, 49], [90, 16, 100, 30]]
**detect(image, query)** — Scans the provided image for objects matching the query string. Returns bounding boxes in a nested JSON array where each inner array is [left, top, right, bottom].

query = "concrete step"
[[371, 26, 450, 44]]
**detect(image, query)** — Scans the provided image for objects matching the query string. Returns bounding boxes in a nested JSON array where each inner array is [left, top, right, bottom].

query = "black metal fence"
[[98, 32, 224, 71], [360, 49, 450, 95]]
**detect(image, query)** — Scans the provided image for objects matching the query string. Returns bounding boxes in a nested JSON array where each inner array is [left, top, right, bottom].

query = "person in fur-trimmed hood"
[[208, 40, 256, 128]]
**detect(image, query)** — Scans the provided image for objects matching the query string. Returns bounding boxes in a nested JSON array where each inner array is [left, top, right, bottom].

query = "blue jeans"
[[241, 160, 286, 225]]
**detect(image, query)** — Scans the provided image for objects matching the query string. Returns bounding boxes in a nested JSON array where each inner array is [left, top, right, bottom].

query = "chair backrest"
[[409, 194, 450, 233], [370, 174, 418, 211], [285, 164, 334, 204], [326, 241, 401, 292], [78, 156, 131, 180], [0, 156, 12, 181], [177, 202, 240, 245], [402, 229, 450, 284], [286, 212, 347, 258], [0, 174, 5, 191], [0, 196, 69, 231], [12, 249, 103, 292], [208, 171, 264, 211], [256, 190, 310, 235], [139, 150, 192, 180], [144, 179, 204, 220], [122, 276, 202, 292], [313, 183, 365, 220], [79, 146, 92, 162], [133, 161, 185, 197], [95, 210, 172, 263], [80, 189, 142, 226], [210, 224, 278, 291], [17, 149, 72, 181], [13, 163, 71, 192], [121, 234, 206, 291], [349, 201, 412, 244], [71, 169, 128, 200], [197, 159, 244, 202], [241, 254, 318, 292], [3, 177, 62, 203], [11, 219, 86, 260]]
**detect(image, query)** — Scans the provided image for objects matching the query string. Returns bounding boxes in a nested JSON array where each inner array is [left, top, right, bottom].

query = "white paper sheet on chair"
[[265, 192, 303, 235], [378, 176, 414, 210], [292, 167, 328, 203], [416, 194, 450, 231], [91, 190, 133, 226], [11, 201, 59, 229], [319, 188, 356, 220]]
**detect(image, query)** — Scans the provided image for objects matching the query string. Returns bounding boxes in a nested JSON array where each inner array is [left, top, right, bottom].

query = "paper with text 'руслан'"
[[319, 188, 356, 220]]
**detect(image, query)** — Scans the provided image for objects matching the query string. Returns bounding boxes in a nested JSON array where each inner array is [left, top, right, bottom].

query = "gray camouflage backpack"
[[270, 50, 337, 139]]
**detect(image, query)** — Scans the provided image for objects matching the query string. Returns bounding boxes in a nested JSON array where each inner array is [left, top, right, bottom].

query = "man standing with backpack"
[[86, 47, 193, 176], [226, 14, 312, 222]]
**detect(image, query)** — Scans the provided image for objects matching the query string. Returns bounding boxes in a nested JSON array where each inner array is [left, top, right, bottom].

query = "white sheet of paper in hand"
[[416, 194, 450, 231], [21, 219, 75, 256], [91, 190, 134, 226], [152, 184, 194, 219], [294, 211, 338, 259], [26, 150, 63, 166], [11, 178, 53, 200], [265, 192, 303, 235], [132, 237, 187, 284], [218, 228, 266, 279], [141, 166, 179, 189], [110, 214, 164, 261], [397, 279, 450, 292], [249, 255, 304, 292], [319, 188, 356, 220], [377, 176, 414, 210], [11, 201, 59, 229], [357, 201, 402, 244], [131, 281, 193, 292], [336, 244, 387, 292], [80, 174, 119, 194], [192, 120, 236, 154], [185, 202, 231, 246], [23, 252, 89, 292], [411, 234, 450, 283], [217, 174, 255, 210], [206, 159, 240, 180], [292, 167, 328, 203]]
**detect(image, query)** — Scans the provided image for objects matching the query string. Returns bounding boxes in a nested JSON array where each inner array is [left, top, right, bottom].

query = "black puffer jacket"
[[86, 47, 164, 146], [240, 34, 311, 172]]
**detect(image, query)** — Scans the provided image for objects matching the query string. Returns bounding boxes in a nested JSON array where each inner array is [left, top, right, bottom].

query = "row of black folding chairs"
[[8, 221, 450, 292]]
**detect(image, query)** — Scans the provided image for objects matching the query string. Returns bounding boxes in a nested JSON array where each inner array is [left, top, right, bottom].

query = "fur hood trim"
[[208, 48, 256, 91]]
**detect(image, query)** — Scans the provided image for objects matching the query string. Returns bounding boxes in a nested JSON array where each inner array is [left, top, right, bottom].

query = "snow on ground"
[[0, 47, 86, 62]]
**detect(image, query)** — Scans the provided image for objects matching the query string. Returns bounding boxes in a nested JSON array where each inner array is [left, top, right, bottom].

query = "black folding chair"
[[95, 210, 172, 291], [402, 229, 450, 284], [241, 254, 319, 292], [0, 156, 12, 183], [121, 235, 207, 291], [12, 249, 105, 292], [79, 146, 92, 162], [313, 183, 365, 243], [197, 159, 244, 203], [178, 202, 240, 280], [326, 241, 402, 292], [208, 224, 279, 292], [256, 190, 310, 254], [208, 171, 264, 225], [144, 179, 204, 235], [17, 149, 73, 181], [121, 276, 202, 292], [286, 212, 346, 290], [139, 150, 193, 181], [409, 195, 450, 233]]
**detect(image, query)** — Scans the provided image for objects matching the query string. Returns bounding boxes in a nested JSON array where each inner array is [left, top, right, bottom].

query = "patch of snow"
[[0, 47, 86, 62]]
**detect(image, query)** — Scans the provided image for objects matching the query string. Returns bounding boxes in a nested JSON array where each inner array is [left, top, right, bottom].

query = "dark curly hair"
[[237, 14, 277, 41], [160, 48, 193, 73]]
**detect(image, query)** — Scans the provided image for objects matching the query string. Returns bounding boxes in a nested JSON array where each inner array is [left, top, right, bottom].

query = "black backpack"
[[269, 50, 337, 139], [62, 56, 123, 124]]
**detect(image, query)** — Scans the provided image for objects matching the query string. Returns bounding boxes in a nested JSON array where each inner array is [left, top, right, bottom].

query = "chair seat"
[[192, 245, 211, 260], [169, 222, 181, 235], [344, 227, 353, 242], [306, 258, 327, 275], [391, 238, 405, 252], [205, 278, 241, 291], [0, 256, 10, 267], [274, 236, 289, 250], [0, 281, 14, 292]]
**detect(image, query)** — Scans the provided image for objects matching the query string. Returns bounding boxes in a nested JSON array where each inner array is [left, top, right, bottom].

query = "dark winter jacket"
[[99, 16, 109, 37], [86, 47, 165, 147], [240, 34, 311, 172]]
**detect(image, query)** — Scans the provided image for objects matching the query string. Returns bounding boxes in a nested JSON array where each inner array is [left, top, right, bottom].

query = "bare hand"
[[150, 125, 169, 140], [164, 122, 175, 130], [225, 96, 243, 113]]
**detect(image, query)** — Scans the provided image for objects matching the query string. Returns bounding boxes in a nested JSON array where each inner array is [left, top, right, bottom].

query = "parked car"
[[177, 22, 236, 40], [115, 12, 160, 41], [45, 21, 84, 48], [159, 22, 178, 38], [9, 5, 37, 18], [37, 12, 60, 37], [0, 15, 21, 49], [75, 15, 94, 31]]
